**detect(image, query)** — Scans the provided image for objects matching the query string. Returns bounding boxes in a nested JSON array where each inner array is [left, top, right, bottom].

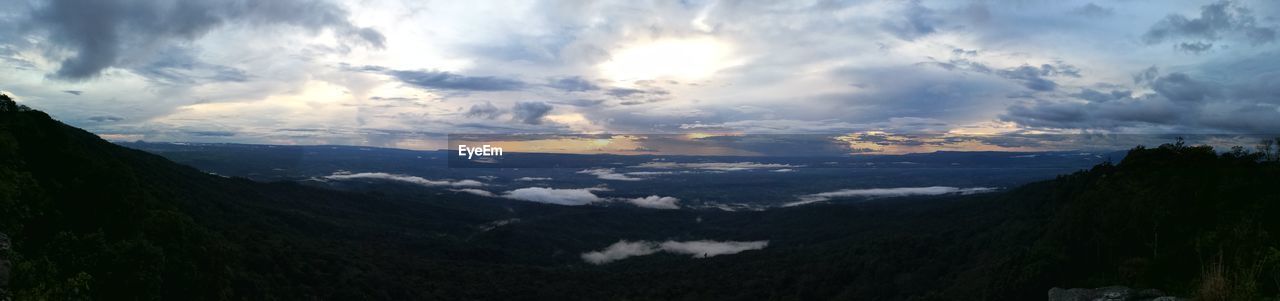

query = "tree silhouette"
[[0, 94, 31, 112]]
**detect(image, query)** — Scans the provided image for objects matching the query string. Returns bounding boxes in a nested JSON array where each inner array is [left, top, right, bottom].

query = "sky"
[[1, 0, 1278, 153]]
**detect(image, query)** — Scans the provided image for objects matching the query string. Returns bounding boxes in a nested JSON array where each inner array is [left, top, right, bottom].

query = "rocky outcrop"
[[1048, 286, 1183, 301]]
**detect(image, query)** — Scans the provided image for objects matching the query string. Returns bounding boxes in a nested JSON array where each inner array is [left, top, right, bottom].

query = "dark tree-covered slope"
[[0, 95, 556, 300]]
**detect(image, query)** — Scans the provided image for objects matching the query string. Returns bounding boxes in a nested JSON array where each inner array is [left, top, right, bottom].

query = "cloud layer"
[[28, 0, 382, 80], [634, 162, 799, 171], [623, 196, 681, 209], [2, 1, 1278, 149], [452, 188, 496, 197], [501, 187, 609, 206], [787, 186, 998, 207], [577, 168, 644, 181], [581, 240, 769, 264], [320, 172, 484, 187]]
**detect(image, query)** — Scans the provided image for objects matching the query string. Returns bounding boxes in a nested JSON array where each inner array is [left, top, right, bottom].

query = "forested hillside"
[[2, 94, 1277, 300], [0, 94, 543, 299]]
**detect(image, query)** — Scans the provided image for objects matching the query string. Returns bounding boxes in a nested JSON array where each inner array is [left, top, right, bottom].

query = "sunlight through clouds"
[[598, 37, 739, 84]]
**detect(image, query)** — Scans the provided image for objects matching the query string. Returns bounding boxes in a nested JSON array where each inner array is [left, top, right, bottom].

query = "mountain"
[[2, 94, 1279, 300], [0, 96, 537, 299], [114, 141, 1122, 208]]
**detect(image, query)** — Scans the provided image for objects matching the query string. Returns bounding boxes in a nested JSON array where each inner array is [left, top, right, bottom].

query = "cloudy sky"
[[1, 0, 1277, 151]]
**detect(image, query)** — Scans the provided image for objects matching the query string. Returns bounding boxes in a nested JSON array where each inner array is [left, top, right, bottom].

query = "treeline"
[[986, 138, 1280, 300]]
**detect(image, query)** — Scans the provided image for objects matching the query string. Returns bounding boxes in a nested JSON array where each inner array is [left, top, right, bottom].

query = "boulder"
[[1049, 287, 1095, 301], [1096, 286, 1133, 300], [1048, 286, 1183, 301]]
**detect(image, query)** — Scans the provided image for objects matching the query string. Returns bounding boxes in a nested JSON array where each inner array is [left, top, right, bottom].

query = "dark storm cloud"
[[511, 101, 553, 125], [995, 63, 1081, 92], [387, 70, 527, 92], [605, 87, 670, 99], [606, 88, 646, 98], [1000, 97, 1187, 130], [951, 48, 979, 57], [1003, 102, 1089, 127], [924, 54, 1080, 93], [1133, 66, 1160, 85], [550, 99, 606, 107], [87, 115, 122, 122], [597, 86, 672, 107], [465, 102, 503, 119], [1222, 55, 1280, 103], [1175, 42, 1215, 54], [1151, 73, 1218, 103], [1142, 1, 1276, 51], [1073, 88, 1130, 103], [26, 0, 385, 80], [1001, 62, 1280, 133], [822, 64, 1016, 124], [997, 66, 1059, 91], [62, 90, 82, 95], [546, 76, 600, 92]]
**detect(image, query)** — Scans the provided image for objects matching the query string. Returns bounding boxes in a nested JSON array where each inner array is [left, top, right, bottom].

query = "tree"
[[1258, 139, 1278, 162], [0, 94, 31, 112]]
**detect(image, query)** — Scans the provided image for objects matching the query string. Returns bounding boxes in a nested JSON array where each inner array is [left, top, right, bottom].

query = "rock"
[[1135, 289, 1165, 299], [1096, 286, 1133, 300], [1048, 285, 1181, 301], [1049, 287, 1094, 301]]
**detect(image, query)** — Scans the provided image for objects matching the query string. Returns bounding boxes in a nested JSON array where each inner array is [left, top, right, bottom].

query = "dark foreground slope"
[[2, 95, 1278, 300], [990, 141, 1280, 300], [0, 97, 559, 299]]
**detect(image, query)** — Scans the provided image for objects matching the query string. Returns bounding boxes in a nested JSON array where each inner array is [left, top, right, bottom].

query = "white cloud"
[[581, 240, 661, 265], [623, 171, 677, 176], [577, 168, 644, 181], [658, 240, 769, 258], [786, 186, 998, 207], [692, 203, 769, 212], [452, 188, 495, 197], [622, 195, 680, 209], [633, 162, 799, 171], [515, 177, 553, 181], [320, 172, 485, 187], [770, 168, 796, 172], [501, 187, 609, 206], [582, 239, 769, 264]]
